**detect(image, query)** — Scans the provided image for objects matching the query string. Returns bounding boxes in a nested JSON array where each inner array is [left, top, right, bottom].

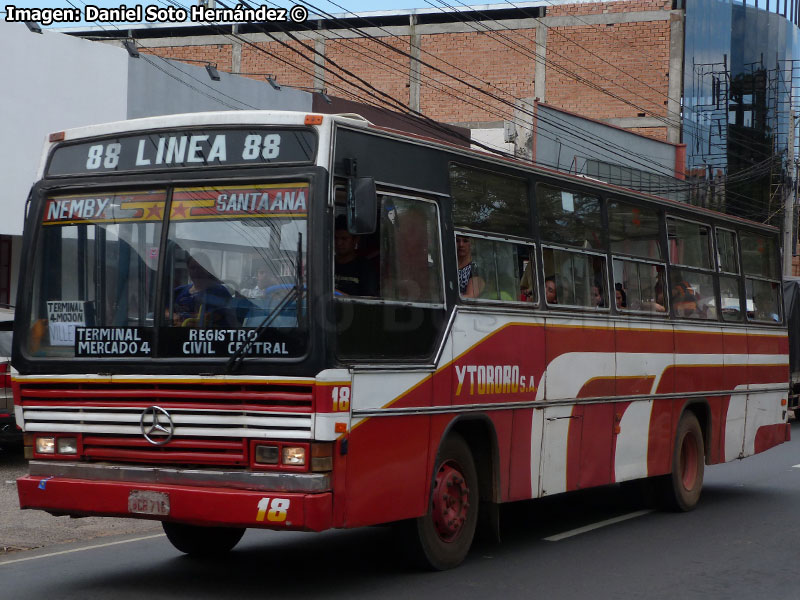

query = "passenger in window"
[[456, 236, 485, 298], [334, 216, 378, 297], [242, 261, 279, 299], [641, 281, 666, 313], [753, 287, 780, 322], [173, 251, 233, 327], [615, 283, 627, 310], [671, 281, 698, 318], [545, 276, 558, 305], [592, 283, 605, 308], [520, 261, 535, 302]]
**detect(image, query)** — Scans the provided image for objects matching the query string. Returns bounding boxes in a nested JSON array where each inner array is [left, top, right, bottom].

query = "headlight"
[[282, 446, 306, 466], [254, 445, 279, 465], [57, 437, 78, 455], [36, 437, 55, 454]]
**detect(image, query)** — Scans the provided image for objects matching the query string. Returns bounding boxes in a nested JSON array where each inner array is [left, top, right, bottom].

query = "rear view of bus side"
[[13, 111, 789, 570]]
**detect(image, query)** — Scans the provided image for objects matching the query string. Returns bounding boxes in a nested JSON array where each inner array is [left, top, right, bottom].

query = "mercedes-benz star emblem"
[[140, 406, 175, 446]]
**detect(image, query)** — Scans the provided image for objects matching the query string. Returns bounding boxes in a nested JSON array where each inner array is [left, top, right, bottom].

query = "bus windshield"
[[26, 182, 308, 360]]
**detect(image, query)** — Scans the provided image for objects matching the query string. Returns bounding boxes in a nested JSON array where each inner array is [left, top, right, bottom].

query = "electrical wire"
[[58, 0, 782, 215]]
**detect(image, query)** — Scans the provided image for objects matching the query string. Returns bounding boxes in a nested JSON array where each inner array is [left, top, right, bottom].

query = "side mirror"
[[346, 177, 377, 235]]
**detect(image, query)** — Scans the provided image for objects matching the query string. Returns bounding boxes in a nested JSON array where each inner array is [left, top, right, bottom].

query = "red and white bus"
[[14, 111, 789, 569]]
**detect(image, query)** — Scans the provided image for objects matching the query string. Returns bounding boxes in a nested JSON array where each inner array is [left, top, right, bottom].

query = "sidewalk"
[[0, 447, 159, 554]]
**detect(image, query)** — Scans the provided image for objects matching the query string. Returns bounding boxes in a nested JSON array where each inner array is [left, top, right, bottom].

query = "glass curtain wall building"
[[683, 0, 800, 224]]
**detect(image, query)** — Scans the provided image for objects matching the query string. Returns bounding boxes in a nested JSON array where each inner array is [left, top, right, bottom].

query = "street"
[[2, 420, 800, 599]]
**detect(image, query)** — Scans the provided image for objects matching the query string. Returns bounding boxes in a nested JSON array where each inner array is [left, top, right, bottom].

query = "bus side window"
[[667, 217, 716, 320], [456, 232, 537, 304], [741, 231, 781, 323], [379, 197, 443, 304], [542, 247, 607, 308], [612, 259, 667, 314], [716, 228, 742, 322]]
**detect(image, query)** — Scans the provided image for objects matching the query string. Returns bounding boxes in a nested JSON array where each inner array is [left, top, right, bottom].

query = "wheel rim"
[[680, 433, 699, 490], [431, 460, 470, 542]]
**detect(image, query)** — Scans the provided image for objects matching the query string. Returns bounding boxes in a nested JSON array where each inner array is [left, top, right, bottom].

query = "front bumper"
[[18, 461, 333, 531]]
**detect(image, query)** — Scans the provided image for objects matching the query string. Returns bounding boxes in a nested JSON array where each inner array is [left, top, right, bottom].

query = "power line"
[[294, 0, 698, 174], [61, 0, 777, 210]]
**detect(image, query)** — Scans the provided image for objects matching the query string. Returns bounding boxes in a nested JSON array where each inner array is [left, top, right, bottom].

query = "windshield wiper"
[[226, 234, 304, 373]]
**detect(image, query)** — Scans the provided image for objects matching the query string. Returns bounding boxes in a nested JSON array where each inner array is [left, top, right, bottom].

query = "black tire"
[[162, 522, 245, 556], [658, 411, 705, 512], [410, 433, 479, 570]]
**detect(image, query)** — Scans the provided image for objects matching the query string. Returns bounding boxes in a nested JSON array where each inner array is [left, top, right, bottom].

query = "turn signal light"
[[311, 442, 333, 472], [304, 114, 324, 125]]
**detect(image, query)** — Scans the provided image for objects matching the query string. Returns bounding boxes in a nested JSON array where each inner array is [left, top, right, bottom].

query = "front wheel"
[[162, 522, 245, 556], [658, 411, 705, 512], [410, 433, 479, 570]]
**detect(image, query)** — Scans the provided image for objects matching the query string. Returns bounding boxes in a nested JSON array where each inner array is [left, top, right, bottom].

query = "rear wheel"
[[659, 411, 705, 512], [410, 433, 479, 570], [162, 522, 245, 556]]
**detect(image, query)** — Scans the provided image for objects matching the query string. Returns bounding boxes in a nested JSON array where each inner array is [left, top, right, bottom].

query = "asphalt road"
[[2, 421, 800, 599]]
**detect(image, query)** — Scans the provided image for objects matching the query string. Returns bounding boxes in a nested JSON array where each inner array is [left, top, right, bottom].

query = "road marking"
[[544, 509, 653, 542], [0, 533, 165, 566], [792, 464, 800, 468]]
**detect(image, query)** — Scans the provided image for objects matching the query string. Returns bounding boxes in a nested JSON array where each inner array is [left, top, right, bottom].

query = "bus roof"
[[44, 110, 369, 143], [40, 109, 777, 232]]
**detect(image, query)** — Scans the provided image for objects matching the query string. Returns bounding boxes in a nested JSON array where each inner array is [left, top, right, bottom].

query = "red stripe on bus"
[[754, 423, 791, 454]]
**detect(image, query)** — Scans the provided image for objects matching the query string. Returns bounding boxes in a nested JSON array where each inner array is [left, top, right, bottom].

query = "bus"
[[14, 111, 789, 570]]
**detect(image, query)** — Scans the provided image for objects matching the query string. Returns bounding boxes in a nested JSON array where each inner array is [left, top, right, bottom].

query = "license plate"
[[128, 490, 170, 516]]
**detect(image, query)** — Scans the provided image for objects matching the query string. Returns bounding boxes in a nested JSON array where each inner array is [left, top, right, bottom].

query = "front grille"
[[17, 379, 315, 465], [81, 435, 247, 466]]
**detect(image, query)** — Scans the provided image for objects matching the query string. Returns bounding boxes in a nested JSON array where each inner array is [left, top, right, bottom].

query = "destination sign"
[[74, 327, 302, 358], [46, 128, 317, 177], [43, 190, 166, 225], [75, 327, 152, 357], [158, 328, 303, 358], [170, 184, 308, 221]]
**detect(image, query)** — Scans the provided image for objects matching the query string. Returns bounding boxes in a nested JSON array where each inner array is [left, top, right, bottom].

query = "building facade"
[[74, 2, 800, 229], [11, 0, 800, 275]]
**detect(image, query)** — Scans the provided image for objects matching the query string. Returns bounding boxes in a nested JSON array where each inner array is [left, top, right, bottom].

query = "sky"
[[1, 1, 437, 28]]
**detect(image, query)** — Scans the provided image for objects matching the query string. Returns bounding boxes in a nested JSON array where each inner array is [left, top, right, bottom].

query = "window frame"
[[448, 162, 531, 238], [714, 226, 740, 275], [665, 215, 720, 322], [607, 198, 664, 262], [541, 244, 609, 312], [611, 255, 669, 317], [744, 274, 783, 324], [666, 215, 714, 271], [454, 229, 538, 307], [334, 191, 447, 310], [535, 183, 606, 252]]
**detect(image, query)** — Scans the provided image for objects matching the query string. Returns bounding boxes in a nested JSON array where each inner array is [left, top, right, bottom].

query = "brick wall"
[[547, 0, 672, 16], [546, 20, 671, 122], [239, 39, 314, 89], [133, 1, 674, 138], [419, 30, 536, 123], [325, 36, 411, 107], [627, 126, 669, 142], [141, 45, 232, 72]]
